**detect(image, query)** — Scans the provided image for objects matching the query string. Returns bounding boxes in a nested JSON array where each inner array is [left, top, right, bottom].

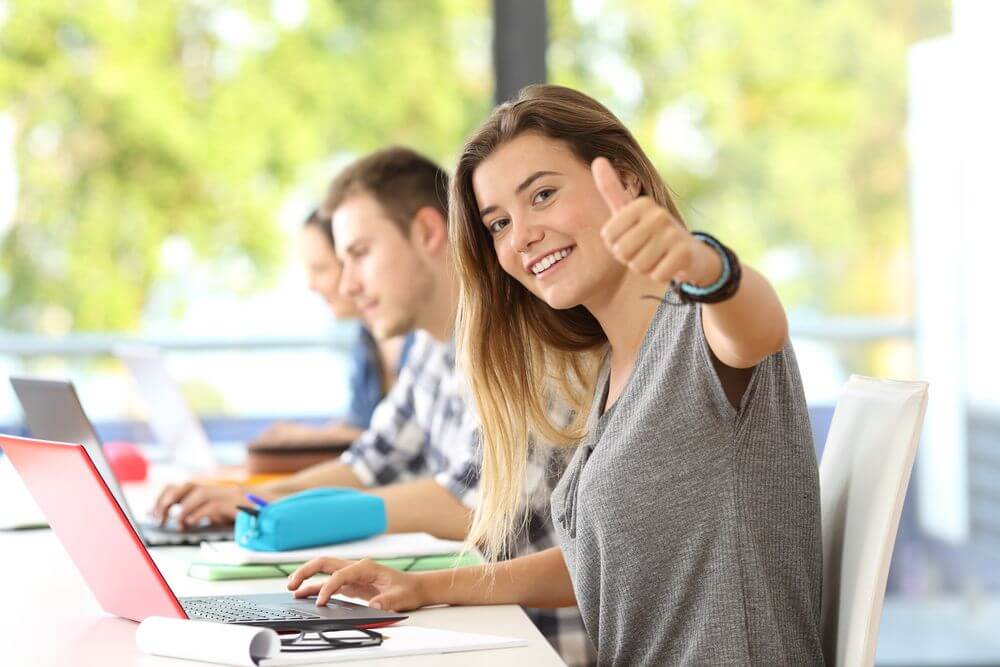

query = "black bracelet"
[[675, 232, 742, 304]]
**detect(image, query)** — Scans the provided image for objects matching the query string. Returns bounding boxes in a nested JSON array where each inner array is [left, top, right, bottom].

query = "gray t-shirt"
[[551, 299, 823, 665]]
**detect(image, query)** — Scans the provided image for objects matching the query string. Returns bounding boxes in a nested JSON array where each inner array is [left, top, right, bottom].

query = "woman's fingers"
[[288, 558, 422, 612], [607, 206, 692, 279], [608, 206, 662, 263], [593, 157, 702, 283], [286, 557, 352, 590], [601, 197, 654, 247], [592, 157, 632, 213], [291, 582, 324, 599], [315, 559, 379, 606], [629, 235, 670, 275], [651, 239, 696, 285]]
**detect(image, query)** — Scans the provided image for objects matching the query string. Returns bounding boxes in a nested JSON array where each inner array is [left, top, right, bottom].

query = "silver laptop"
[[9, 376, 231, 546], [115, 345, 219, 471]]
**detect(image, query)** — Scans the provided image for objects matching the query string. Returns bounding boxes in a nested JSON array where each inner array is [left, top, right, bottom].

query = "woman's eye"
[[489, 218, 509, 234], [532, 188, 555, 205]]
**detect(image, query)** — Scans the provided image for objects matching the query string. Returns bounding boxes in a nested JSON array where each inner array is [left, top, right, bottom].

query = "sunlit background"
[[2, 1, 998, 663]]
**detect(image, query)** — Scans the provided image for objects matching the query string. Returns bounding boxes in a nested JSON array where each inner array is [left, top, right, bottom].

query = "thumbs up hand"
[[593, 157, 721, 288]]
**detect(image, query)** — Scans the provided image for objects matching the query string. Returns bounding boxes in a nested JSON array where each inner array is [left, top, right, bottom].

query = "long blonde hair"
[[451, 84, 686, 560]]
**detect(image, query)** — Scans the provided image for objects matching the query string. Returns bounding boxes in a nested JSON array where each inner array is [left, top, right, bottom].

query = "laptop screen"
[[0, 435, 186, 622], [9, 377, 139, 533], [115, 346, 217, 471]]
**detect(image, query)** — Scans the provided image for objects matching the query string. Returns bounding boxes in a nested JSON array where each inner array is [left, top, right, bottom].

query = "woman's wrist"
[[678, 232, 742, 304], [413, 569, 450, 607], [414, 565, 493, 608], [687, 239, 725, 287]]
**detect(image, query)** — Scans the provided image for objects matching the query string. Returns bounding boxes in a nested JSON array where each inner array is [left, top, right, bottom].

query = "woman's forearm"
[[417, 547, 577, 608], [702, 263, 788, 368]]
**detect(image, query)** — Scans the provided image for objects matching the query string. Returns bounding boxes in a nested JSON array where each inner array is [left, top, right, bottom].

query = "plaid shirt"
[[341, 331, 596, 666]]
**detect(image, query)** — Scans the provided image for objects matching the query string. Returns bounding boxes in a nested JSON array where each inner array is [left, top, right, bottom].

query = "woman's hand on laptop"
[[151, 482, 248, 528], [287, 557, 426, 612]]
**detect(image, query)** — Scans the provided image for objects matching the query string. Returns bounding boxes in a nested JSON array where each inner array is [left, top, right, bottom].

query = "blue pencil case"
[[234, 488, 387, 552]]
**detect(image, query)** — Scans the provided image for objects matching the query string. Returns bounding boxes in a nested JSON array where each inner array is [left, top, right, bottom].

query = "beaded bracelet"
[[676, 232, 742, 304]]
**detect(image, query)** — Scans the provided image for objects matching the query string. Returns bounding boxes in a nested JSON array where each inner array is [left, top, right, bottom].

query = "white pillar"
[[908, 35, 967, 542], [908, 0, 1000, 541]]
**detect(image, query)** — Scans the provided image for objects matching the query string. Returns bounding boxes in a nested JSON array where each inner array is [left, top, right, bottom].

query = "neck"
[[375, 336, 405, 375], [584, 270, 667, 372], [417, 262, 459, 342]]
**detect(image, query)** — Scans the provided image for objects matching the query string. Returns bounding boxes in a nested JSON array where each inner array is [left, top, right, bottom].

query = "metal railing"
[[0, 332, 356, 357], [0, 316, 914, 357]]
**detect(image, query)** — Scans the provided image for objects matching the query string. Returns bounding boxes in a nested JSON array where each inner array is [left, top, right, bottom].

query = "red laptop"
[[0, 434, 406, 630]]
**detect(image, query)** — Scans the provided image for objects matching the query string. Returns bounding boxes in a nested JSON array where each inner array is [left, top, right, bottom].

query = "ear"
[[618, 168, 642, 199], [409, 206, 449, 257], [606, 158, 642, 199]]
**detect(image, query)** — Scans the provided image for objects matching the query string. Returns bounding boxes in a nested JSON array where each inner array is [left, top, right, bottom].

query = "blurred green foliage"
[[0, 0, 950, 334], [0, 0, 490, 332], [550, 0, 950, 318]]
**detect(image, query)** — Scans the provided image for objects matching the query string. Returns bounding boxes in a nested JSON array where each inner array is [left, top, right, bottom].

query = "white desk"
[[0, 528, 564, 666]]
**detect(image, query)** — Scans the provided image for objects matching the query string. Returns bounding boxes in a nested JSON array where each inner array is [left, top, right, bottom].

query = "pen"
[[237, 505, 259, 517], [246, 494, 270, 508]]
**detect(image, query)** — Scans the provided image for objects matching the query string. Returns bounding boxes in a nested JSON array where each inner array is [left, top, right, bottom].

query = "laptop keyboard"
[[182, 596, 323, 623], [140, 519, 232, 545]]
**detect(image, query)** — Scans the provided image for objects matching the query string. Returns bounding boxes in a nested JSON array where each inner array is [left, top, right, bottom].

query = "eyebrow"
[[344, 239, 369, 256], [479, 170, 563, 219]]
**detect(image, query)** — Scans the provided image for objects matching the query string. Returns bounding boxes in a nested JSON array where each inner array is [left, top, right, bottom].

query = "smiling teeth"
[[532, 248, 571, 275]]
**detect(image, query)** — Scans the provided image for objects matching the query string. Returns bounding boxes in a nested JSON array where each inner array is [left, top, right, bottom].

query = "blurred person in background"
[[250, 208, 413, 448]]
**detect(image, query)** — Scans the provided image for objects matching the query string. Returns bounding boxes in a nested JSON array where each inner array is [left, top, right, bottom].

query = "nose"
[[338, 261, 361, 298], [306, 272, 321, 294], [510, 217, 544, 255]]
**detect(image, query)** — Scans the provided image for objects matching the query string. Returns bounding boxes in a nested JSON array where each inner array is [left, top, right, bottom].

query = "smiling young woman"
[[286, 85, 824, 665]]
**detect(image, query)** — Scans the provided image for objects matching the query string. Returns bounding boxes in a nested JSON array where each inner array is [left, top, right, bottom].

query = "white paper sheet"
[[136, 616, 277, 666], [136, 617, 528, 666], [199, 532, 466, 565]]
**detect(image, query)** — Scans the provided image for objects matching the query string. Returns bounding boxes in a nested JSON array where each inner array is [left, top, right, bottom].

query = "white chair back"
[[819, 375, 929, 667]]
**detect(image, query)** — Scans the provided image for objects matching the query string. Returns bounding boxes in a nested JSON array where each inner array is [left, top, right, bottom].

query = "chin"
[[538, 289, 582, 312], [375, 316, 414, 340], [329, 306, 354, 319]]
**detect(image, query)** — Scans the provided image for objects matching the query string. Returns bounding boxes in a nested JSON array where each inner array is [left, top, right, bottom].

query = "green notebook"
[[187, 553, 482, 581]]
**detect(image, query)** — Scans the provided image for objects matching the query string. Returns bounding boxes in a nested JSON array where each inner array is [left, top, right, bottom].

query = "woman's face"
[[472, 132, 631, 311], [299, 225, 359, 319]]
